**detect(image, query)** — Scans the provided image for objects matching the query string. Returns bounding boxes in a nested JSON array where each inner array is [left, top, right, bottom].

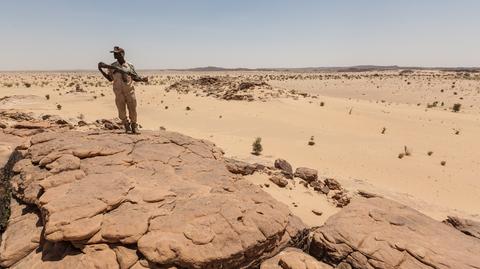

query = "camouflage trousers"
[[113, 85, 137, 124]]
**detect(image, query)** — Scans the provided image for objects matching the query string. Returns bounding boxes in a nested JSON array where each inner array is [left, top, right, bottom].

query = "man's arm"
[[98, 62, 113, 82]]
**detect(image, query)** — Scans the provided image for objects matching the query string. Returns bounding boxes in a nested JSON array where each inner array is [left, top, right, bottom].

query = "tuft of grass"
[[427, 151, 433, 156], [56, 104, 62, 110], [440, 161, 446, 166]]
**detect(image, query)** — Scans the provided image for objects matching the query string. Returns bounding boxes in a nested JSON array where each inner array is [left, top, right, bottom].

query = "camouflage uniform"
[[108, 61, 139, 124]]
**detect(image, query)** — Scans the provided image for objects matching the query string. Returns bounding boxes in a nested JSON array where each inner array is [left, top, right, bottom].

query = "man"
[[98, 46, 148, 134]]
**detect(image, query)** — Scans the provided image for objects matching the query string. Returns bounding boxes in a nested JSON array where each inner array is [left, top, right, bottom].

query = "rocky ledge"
[[0, 113, 479, 269], [0, 130, 307, 268]]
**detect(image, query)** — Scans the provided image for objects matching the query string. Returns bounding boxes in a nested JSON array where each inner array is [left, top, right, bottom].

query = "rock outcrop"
[[310, 197, 480, 269], [260, 248, 332, 269], [165, 76, 303, 101], [0, 129, 308, 268], [224, 157, 265, 176]]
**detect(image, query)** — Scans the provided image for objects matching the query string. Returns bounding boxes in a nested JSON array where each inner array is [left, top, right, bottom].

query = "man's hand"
[[141, 77, 149, 83], [98, 62, 113, 82]]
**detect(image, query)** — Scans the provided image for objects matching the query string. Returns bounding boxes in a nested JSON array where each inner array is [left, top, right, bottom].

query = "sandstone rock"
[[0, 110, 34, 122], [274, 159, 293, 179], [113, 245, 139, 269], [444, 216, 480, 239], [310, 197, 480, 269], [270, 175, 289, 188], [5, 130, 307, 268], [260, 247, 332, 269], [330, 191, 350, 208], [312, 210, 323, 216], [0, 133, 25, 232], [294, 167, 318, 182], [224, 158, 263, 175], [310, 181, 329, 194], [10, 241, 119, 269], [0, 200, 42, 267], [13, 121, 51, 130], [356, 190, 381, 199], [324, 178, 341, 190]]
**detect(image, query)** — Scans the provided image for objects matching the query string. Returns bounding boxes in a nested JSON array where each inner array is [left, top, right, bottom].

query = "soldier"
[[98, 46, 148, 134]]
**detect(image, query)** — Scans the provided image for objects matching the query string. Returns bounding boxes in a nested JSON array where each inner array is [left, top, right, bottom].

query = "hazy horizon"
[[1, 0, 480, 71]]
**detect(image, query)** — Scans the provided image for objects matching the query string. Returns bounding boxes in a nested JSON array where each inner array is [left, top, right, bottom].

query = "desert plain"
[[1, 68, 479, 226]]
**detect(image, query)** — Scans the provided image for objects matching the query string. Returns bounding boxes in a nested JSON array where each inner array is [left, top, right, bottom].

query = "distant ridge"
[[2, 65, 479, 73], [170, 65, 479, 73]]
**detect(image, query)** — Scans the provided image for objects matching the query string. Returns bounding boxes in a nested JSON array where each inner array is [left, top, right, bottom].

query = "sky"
[[1, 0, 479, 70]]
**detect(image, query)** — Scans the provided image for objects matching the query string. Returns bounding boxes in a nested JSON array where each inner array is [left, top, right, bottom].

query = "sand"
[[1, 70, 479, 224]]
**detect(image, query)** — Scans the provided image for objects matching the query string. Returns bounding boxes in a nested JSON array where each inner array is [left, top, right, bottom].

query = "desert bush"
[[308, 136, 315, 146], [252, 137, 263, 155], [452, 103, 461, 112]]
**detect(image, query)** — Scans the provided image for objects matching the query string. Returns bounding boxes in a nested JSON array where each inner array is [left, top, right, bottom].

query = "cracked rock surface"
[[1, 130, 307, 268], [310, 197, 480, 269], [260, 247, 332, 269]]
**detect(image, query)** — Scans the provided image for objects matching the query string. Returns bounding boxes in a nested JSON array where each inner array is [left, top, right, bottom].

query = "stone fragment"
[[270, 175, 289, 187], [294, 167, 318, 182]]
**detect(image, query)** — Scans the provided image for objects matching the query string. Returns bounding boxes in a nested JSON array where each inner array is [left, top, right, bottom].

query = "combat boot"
[[131, 122, 140, 134], [124, 122, 132, 133]]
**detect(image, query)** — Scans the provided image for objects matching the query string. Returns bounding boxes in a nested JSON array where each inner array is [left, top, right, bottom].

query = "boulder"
[[310, 197, 480, 269], [274, 159, 293, 179], [269, 175, 289, 188], [294, 167, 318, 182], [260, 247, 332, 269], [444, 216, 480, 240], [310, 181, 329, 195], [324, 178, 341, 190], [2, 130, 307, 268], [224, 158, 263, 175]]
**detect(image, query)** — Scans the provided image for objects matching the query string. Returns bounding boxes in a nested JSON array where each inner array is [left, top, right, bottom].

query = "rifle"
[[99, 62, 147, 82]]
